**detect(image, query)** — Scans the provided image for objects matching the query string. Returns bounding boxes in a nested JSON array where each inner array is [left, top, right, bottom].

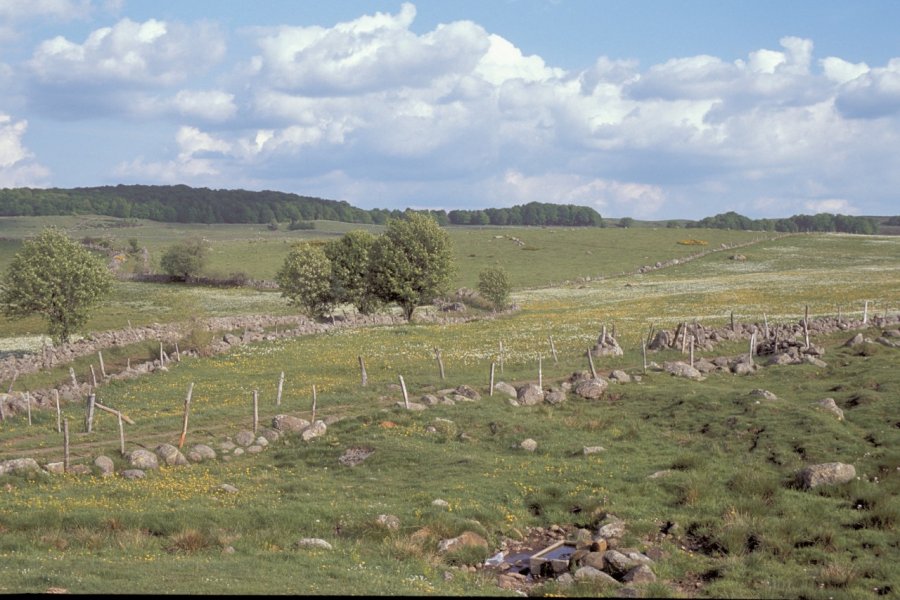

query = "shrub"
[[477, 266, 511, 312]]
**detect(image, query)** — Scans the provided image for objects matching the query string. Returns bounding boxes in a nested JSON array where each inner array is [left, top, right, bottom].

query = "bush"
[[477, 266, 511, 312]]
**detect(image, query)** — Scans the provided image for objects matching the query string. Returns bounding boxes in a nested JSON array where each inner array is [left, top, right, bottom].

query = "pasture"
[[0, 218, 898, 596]]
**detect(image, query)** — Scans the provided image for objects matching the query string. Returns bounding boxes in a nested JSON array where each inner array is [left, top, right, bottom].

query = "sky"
[[1, 1, 899, 220]]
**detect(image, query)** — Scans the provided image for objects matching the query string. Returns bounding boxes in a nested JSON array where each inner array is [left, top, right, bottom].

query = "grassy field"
[[0, 221, 898, 596]]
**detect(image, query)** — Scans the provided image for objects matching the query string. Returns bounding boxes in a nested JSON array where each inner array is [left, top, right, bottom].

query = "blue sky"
[[1, 1, 899, 219]]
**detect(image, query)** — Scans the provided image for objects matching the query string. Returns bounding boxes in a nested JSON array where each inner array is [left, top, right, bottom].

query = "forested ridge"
[[0, 185, 604, 227], [0, 185, 893, 233]]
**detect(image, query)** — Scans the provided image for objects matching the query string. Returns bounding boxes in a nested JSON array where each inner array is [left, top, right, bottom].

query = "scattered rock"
[[603, 549, 637, 575], [300, 420, 327, 441], [188, 444, 217, 463], [814, 398, 844, 420], [339, 446, 374, 467], [67, 464, 92, 475], [455, 385, 481, 401], [432, 499, 450, 509], [44, 462, 65, 475], [155, 443, 188, 467], [94, 455, 115, 477], [493, 382, 518, 398], [520, 438, 538, 452], [0, 458, 41, 476], [396, 401, 427, 411], [294, 538, 333, 551], [622, 564, 656, 584], [844, 333, 865, 347], [664, 362, 704, 380], [438, 531, 488, 555], [574, 378, 609, 399], [749, 389, 778, 401], [376, 514, 400, 530], [544, 390, 567, 405], [598, 520, 626, 540], [798, 462, 856, 488], [574, 566, 620, 585], [126, 449, 158, 470], [233, 430, 256, 447], [121, 469, 145, 480], [610, 370, 631, 383], [648, 469, 673, 479], [583, 446, 606, 455], [517, 384, 544, 406], [272, 415, 310, 433]]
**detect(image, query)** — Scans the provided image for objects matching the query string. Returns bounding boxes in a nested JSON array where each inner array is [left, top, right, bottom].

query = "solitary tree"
[[160, 238, 209, 280], [368, 212, 455, 320], [275, 242, 335, 319], [324, 230, 380, 314], [477, 266, 511, 311], [0, 227, 112, 344]]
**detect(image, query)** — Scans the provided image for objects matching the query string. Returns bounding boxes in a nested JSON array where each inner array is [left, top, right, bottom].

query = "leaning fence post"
[[863, 300, 869, 325], [178, 382, 194, 449], [63, 418, 70, 473], [399, 375, 409, 409], [435, 348, 445, 380], [276, 371, 285, 406], [358, 356, 368, 387], [548, 336, 558, 364], [587, 348, 597, 379], [98, 351, 107, 379]]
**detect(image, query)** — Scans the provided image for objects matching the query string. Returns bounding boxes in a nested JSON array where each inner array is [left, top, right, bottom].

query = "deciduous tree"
[[0, 227, 112, 344]]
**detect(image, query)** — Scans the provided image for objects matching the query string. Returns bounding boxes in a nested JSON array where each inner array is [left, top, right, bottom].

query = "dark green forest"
[[688, 210, 880, 234], [0, 185, 892, 233], [0, 185, 605, 228]]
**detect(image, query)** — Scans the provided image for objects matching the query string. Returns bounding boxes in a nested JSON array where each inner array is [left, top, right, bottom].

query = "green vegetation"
[[0, 228, 112, 344], [159, 238, 210, 281], [367, 212, 456, 320], [477, 266, 512, 311], [274, 242, 335, 319], [0, 224, 897, 596], [692, 210, 878, 234]]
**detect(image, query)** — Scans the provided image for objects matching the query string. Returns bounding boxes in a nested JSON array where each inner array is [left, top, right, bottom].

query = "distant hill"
[[0, 185, 894, 233], [0, 185, 604, 227]]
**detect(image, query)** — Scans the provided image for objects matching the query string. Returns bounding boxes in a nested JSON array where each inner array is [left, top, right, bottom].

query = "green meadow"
[[0, 216, 898, 596]]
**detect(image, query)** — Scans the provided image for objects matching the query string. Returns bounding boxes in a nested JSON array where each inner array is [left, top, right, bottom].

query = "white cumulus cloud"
[[0, 114, 50, 186]]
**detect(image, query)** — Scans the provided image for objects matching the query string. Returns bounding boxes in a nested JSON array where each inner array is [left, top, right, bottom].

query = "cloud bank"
[[5, 2, 900, 218]]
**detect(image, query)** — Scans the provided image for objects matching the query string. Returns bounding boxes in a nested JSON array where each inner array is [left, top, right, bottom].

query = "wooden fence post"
[[90, 364, 98, 389], [399, 375, 409, 409], [118, 412, 125, 456], [63, 418, 70, 473], [54, 389, 61, 434], [69, 367, 77, 388], [863, 300, 868, 325], [587, 348, 597, 379], [803, 305, 810, 350], [538, 354, 543, 389], [311, 385, 317, 423], [358, 356, 368, 387], [26, 391, 32, 426], [763, 313, 769, 339], [252, 389, 259, 434], [98, 351, 107, 379], [276, 371, 284, 406], [548, 336, 558, 364], [641, 341, 647, 373], [689, 337, 695, 368], [178, 382, 194, 449], [85, 393, 96, 433], [435, 348, 445, 380], [489, 362, 495, 396]]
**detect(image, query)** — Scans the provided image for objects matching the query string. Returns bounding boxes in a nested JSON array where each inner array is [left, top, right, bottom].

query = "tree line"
[[688, 211, 879, 234], [0, 185, 603, 228]]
